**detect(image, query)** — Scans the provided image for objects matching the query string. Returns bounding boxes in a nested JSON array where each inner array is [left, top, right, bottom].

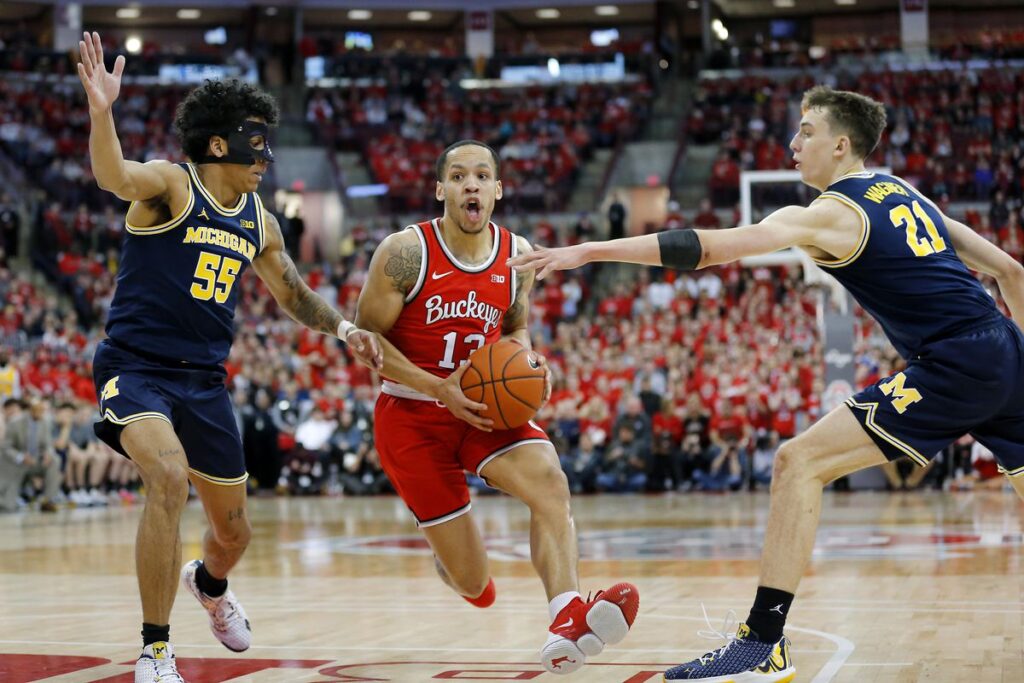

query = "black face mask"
[[202, 120, 275, 166]]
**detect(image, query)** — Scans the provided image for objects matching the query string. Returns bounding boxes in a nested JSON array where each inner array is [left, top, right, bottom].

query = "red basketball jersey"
[[385, 218, 519, 384]]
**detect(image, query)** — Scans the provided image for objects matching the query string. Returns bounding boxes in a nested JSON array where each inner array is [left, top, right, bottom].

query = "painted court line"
[[789, 623, 855, 683]]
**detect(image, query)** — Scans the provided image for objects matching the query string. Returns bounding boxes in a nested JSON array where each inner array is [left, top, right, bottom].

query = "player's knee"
[[215, 518, 252, 551], [773, 440, 828, 487], [772, 441, 803, 482], [145, 462, 190, 507], [527, 462, 571, 508]]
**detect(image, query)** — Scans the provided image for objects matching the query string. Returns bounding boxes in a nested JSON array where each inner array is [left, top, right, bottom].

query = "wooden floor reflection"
[[1, 490, 1022, 681]]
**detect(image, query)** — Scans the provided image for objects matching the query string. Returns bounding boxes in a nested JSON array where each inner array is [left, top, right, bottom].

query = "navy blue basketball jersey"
[[810, 171, 1004, 358], [105, 163, 267, 366]]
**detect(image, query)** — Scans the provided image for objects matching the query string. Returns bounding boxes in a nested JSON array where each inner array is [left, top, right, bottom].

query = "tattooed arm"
[[355, 231, 438, 394], [356, 230, 492, 430], [252, 211, 382, 369]]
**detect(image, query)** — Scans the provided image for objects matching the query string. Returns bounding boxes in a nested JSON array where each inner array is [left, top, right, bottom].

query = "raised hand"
[[77, 31, 125, 113], [507, 244, 589, 281]]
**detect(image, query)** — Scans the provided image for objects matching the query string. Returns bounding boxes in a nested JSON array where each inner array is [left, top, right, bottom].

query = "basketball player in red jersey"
[[356, 140, 639, 675]]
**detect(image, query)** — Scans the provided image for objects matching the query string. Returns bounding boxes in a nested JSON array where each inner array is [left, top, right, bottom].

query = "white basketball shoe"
[[180, 560, 251, 652], [135, 641, 184, 683]]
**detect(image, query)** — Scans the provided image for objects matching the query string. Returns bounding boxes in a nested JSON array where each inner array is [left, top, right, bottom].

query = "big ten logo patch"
[[100, 376, 120, 403], [491, 274, 506, 284], [240, 219, 256, 230]]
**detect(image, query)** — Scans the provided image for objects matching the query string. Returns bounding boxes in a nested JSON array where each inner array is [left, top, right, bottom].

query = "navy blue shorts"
[[847, 319, 1024, 477], [92, 339, 246, 486]]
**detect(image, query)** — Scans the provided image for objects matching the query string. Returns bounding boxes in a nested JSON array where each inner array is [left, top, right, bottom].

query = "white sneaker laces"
[[695, 603, 738, 666], [149, 656, 184, 682], [211, 595, 236, 631]]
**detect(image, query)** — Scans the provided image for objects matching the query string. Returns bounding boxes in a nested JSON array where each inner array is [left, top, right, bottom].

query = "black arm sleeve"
[[657, 229, 703, 270]]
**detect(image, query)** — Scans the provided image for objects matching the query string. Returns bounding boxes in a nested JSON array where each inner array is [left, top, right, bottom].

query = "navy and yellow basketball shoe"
[[135, 641, 183, 683], [663, 623, 795, 682]]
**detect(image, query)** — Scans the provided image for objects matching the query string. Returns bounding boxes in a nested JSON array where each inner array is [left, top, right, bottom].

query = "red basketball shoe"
[[463, 577, 496, 608], [540, 582, 640, 675]]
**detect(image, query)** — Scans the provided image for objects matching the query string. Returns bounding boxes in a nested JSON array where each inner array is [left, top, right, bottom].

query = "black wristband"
[[657, 229, 703, 270]]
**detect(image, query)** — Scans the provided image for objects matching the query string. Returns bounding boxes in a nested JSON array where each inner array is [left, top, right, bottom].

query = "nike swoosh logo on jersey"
[[432, 270, 454, 280]]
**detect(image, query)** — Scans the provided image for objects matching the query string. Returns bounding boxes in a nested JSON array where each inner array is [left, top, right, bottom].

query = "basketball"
[[460, 340, 546, 430]]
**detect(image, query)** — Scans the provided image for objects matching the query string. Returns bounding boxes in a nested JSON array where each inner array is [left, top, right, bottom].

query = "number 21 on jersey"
[[889, 200, 947, 257], [439, 332, 485, 369]]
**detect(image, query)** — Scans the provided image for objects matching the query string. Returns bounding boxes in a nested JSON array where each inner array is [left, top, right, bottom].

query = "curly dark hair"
[[801, 85, 887, 160], [173, 79, 279, 162]]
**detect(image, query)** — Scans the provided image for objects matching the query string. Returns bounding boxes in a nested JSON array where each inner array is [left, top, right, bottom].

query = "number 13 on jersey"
[[439, 332, 486, 369]]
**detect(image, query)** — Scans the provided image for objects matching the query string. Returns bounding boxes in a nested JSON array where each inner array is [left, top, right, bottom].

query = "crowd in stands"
[[0, 27, 262, 80], [307, 57, 653, 213], [301, 28, 653, 64], [692, 66, 1024, 214], [711, 26, 1024, 71]]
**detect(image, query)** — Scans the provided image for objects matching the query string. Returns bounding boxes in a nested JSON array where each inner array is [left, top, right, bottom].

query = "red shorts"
[[374, 393, 549, 527]]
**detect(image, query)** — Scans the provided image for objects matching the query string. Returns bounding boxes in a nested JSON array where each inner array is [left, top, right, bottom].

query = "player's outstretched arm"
[[77, 30, 174, 202], [507, 233, 661, 280], [356, 231, 493, 431], [502, 237, 552, 405], [508, 205, 826, 279], [252, 212, 382, 370], [944, 215, 1024, 326]]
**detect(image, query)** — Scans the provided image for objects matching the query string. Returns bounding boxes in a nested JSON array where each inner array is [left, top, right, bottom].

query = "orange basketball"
[[460, 340, 546, 430]]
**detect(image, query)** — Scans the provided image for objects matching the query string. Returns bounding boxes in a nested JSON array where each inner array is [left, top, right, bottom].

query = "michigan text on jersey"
[[183, 225, 256, 261]]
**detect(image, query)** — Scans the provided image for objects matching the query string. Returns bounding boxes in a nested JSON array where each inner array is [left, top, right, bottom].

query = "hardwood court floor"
[[1, 490, 1023, 682]]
